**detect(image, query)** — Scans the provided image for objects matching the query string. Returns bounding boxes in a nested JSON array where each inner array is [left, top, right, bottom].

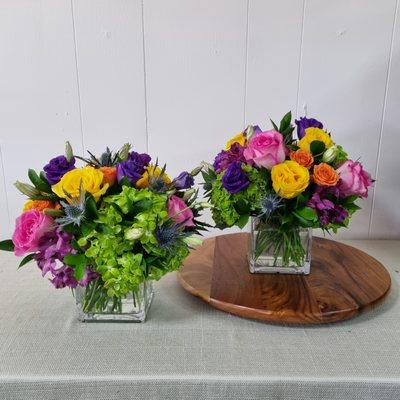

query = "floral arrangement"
[[0, 143, 208, 315], [202, 112, 373, 267]]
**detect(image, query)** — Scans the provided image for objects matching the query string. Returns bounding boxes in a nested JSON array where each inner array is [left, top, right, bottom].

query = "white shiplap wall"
[[0, 0, 399, 239]]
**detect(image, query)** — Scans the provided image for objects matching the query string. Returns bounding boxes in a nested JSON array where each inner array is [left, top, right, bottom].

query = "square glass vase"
[[75, 280, 154, 322], [248, 217, 312, 275]]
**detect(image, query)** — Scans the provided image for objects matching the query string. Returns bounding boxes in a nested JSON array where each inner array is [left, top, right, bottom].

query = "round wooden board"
[[177, 233, 391, 324]]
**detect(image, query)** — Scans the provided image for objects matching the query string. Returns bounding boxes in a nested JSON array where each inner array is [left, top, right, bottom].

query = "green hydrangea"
[[84, 186, 188, 297], [210, 164, 268, 228]]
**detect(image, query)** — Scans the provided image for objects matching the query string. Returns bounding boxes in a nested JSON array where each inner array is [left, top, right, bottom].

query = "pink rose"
[[336, 160, 373, 198], [244, 130, 286, 169], [12, 210, 54, 256], [167, 195, 195, 227]]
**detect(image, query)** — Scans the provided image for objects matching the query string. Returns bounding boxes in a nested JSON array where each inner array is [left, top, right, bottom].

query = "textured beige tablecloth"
[[0, 240, 399, 400]]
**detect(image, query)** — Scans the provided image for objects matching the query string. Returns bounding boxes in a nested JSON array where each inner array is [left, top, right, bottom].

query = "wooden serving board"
[[177, 233, 391, 324]]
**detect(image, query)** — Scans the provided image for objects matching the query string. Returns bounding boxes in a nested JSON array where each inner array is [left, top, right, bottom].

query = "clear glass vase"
[[75, 279, 154, 322], [248, 217, 312, 274]]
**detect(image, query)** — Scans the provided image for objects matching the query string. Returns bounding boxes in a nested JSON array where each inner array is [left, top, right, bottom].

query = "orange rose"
[[313, 163, 339, 186], [290, 149, 314, 169], [99, 166, 117, 186], [23, 200, 61, 212]]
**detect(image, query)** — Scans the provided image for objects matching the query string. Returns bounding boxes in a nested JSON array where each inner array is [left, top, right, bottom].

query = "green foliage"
[[293, 206, 318, 227], [0, 239, 14, 252], [18, 253, 35, 268], [84, 186, 189, 297], [63, 253, 87, 280], [310, 140, 326, 156], [28, 169, 52, 193], [334, 145, 349, 166]]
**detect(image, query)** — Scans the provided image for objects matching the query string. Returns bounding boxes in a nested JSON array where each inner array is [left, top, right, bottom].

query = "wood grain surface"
[[177, 233, 391, 324]]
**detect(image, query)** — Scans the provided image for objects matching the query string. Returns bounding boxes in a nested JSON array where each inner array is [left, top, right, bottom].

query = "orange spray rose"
[[23, 200, 61, 212], [290, 149, 314, 169], [99, 166, 117, 186], [313, 163, 339, 186]]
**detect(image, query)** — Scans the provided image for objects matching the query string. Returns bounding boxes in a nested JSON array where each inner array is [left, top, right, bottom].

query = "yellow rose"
[[136, 165, 171, 189], [225, 131, 246, 150], [297, 128, 333, 152], [52, 166, 109, 202], [271, 160, 310, 199]]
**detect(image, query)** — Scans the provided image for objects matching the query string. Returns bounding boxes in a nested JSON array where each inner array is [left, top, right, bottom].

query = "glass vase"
[[248, 217, 312, 274], [75, 279, 154, 322]]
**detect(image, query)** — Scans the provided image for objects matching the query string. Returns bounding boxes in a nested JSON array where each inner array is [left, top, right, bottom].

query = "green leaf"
[[0, 239, 14, 252], [43, 208, 63, 217], [18, 253, 35, 268], [71, 239, 82, 251], [281, 214, 294, 225], [346, 203, 361, 214], [279, 111, 292, 132], [310, 140, 326, 155], [294, 206, 317, 221], [81, 221, 96, 236], [63, 253, 87, 281], [233, 199, 251, 214], [342, 195, 359, 205], [14, 181, 42, 198], [28, 169, 52, 193], [119, 176, 132, 187], [236, 214, 249, 229], [61, 224, 80, 234], [85, 195, 98, 219], [270, 119, 279, 131], [65, 141, 73, 162]]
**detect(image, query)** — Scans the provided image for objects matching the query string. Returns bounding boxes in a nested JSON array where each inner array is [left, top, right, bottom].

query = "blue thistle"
[[154, 223, 189, 252], [258, 194, 282, 219], [56, 186, 86, 227]]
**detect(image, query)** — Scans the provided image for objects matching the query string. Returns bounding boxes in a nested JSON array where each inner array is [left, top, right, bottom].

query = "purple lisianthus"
[[295, 116, 323, 139], [43, 155, 76, 185], [221, 162, 249, 194], [308, 188, 348, 226], [35, 229, 98, 289], [213, 143, 246, 173], [116, 151, 151, 184], [173, 171, 194, 190]]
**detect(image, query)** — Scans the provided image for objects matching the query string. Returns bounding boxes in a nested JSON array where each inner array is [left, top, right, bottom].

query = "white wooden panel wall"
[[0, 0, 399, 239], [370, 0, 400, 238], [72, 0, 147, 155], [0, 145, 10, 238], [144, 0, 247, 177], [0, 1, 83, 239], [297, 0, 397, 239]]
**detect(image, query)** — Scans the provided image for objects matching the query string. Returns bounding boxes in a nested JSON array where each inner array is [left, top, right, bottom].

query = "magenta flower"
[[167, 195, 195, 227], [12, 210, 54, 256], [243, 130, 286, 169], [336, 160, 373, 198]]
